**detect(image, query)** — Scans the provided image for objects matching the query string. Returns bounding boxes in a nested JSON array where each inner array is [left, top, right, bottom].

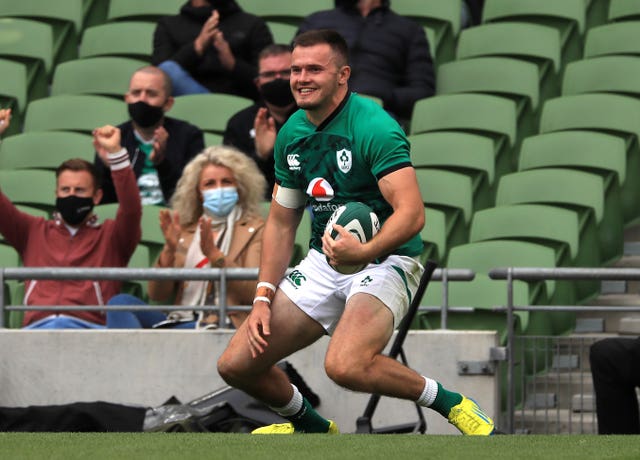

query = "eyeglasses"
[[258, 69, 291, 79]]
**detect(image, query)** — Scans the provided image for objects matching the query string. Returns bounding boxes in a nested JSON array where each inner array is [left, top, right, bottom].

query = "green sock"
[[429, 382, 463, 418], [288, 398, 330, 433]]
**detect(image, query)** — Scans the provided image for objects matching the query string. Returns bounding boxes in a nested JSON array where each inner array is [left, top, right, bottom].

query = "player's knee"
[[325, 356, 367, 391], [217, 353, 244, 387]]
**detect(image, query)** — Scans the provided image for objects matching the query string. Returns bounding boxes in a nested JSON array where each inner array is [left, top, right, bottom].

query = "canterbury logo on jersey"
[[287, 153, 301, 171], [306, 178, 334, 202]]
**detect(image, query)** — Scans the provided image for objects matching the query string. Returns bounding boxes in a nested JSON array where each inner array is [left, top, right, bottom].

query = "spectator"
[[94, 66, 205, 205], [298, 0, 435, 122], [0, 108, 11, 137], [223, 44, 297, 199], [152, 0, 273, 100], [107, 145, 266, 329], [0, 123, 142, 329], [590, 336, 640, 434]]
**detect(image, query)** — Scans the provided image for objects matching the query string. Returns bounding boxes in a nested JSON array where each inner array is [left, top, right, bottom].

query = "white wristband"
[[257, 281, 277, 293], [253, 296, 272, 305]]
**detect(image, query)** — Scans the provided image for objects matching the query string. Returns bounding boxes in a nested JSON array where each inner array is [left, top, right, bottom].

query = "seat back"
[[415, 169, 474, 226], [24, 94, 128, 133], [51, 56, 148, 98], [585, 21, 640, 58], [562, 56, 640, 98], [107, 0, 183, 22], [0, 169, 57, 213], [170, 94, 254, 135], [608, 0, 640, 22], [0, 18, 54, 76], [0, 131, 94, 170], [235, 0, 334, 26], [79, 22, 156, 60]]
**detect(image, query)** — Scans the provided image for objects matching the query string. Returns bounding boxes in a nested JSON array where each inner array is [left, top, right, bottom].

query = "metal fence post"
[[506, 266, 515, 434]]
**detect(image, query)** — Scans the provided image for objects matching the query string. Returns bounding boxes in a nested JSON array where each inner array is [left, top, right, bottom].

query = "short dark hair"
[[293, 29, 349, 67], [258, 43, 292, 61], [132, 65, 173, 97], [56, 158, 102, 190]]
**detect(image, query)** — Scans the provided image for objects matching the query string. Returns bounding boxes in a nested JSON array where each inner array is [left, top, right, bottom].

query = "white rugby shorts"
[[279, 249, 423, 335]]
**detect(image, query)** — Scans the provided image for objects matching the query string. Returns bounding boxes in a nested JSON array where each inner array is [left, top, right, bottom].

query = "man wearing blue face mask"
[[94, 66, 205, 205], [223, 45, 297, 199]]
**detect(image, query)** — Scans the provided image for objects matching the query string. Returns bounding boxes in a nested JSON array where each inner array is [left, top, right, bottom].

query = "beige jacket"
[[148, 214, 265, 312]]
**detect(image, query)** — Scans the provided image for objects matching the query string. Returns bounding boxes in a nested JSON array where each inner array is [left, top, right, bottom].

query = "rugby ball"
[[324, 202, 380, 274]]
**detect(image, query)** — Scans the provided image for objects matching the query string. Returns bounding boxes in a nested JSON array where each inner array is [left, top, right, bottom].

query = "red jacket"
[[0, 151, 142, 326]]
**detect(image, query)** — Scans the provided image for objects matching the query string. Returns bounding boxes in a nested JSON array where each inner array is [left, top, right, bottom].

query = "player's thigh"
[[326, 292, 395, 368], [222, 289, 326, 374]]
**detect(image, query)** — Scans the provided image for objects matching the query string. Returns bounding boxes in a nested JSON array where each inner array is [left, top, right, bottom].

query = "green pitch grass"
[[2, 433, 640, 460]]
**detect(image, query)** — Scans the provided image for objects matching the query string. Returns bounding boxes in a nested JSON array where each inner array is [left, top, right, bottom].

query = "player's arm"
[[367, 166, 424, 258]]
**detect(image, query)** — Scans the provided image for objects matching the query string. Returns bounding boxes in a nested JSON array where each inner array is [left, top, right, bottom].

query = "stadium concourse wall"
[[0, 329, 498, 434]]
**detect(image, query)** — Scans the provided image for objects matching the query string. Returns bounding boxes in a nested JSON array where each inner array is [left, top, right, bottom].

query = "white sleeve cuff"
[[108, 148, 131, 171]]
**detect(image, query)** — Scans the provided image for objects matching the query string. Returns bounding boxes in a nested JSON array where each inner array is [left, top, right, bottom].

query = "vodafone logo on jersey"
[[306, 178, 334, 202]]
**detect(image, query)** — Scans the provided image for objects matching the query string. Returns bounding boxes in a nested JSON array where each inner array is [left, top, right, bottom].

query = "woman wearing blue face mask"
[[107, 145, 266, 329]]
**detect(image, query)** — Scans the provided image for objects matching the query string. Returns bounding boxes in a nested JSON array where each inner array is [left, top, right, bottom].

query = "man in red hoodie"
[[0, 124, 142, 328]]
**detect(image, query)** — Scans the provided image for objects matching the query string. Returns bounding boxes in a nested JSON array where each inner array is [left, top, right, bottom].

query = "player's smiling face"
[[290, 43, 350, 123]]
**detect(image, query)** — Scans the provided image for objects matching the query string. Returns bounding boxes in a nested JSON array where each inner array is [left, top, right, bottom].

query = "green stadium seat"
[[235, 0, 334, 26], [107, 0, 183, 23], [419, 207, 447, 265], [608, 0, 640, 22], [584, 0, 610, 29], [482, 0, 586, 66], [538, 93, 640, 224], [51, 57, 148, 98], [410, 94, 518, 173], [562, 56, 640, 98], [83, 0, 110, 29], [415, 169, 477, 229], [456, 22, 562, 102], [392, 0, 462, 65], [266, 21, 296, 45], [0, 169, 57, 214], [518, 131, 635, 229], [436, 57, 541, 143], [495, 168, 623, 266], [203, 133, 223, 148], [0, 18, 53, 83], [0, 131, 94, 170], [170, 94, 254, 135], [0, 205, 50, 245], [0, 59, 32, 136], [584, 21, 640, 58], [23, 94, 128, 134], [409, 132, 498, 203], [470, 203, 600, 302], [0, 0, 83, 65], [79, 22, 156, 60], [0, 243, 24, 328]]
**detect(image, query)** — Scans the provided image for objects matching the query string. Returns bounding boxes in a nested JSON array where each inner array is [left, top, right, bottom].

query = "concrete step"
[[513, 409, 597, 434], [525, 372, 594, 410]]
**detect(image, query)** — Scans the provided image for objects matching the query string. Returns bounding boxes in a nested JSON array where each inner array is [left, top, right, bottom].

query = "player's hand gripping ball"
[[325, 202, 380, 274]]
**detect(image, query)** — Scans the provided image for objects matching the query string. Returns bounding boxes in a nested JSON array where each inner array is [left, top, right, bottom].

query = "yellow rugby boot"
[[251, 420, 339, 434], [448, 396, 495, 435]]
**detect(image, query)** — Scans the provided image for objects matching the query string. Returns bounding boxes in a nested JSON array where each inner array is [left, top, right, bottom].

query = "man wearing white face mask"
[[106, 145, 266, 329]]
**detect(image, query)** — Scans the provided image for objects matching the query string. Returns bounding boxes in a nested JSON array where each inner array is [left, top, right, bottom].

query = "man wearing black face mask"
[[0, 124, 142, 329], [152, 0, 273, 100], [223, 45, 296, 199], [94, 66, 205, 205]]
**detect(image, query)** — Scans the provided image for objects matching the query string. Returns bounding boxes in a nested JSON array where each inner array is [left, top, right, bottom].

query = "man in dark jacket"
[[223, 44, 297, 199], [152, 0, 273, 100], [297, 0, 434, 121], [95, 66, 205, 205]]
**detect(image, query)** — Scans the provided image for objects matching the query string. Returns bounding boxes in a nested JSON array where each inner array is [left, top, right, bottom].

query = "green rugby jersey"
[[274, 92, 423, 257]]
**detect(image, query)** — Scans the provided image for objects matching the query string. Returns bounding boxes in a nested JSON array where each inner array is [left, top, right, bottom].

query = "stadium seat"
[[0, 18, 54, 81], [79, 22, 156, 60], [584, 21, 640, 58], [436, 57, 541, 142], [169, 94, 254, 135], [409, 132, 498, 203], [608, 0, 640, 22], [419, 207, 449, 265], [391, 0, 462, 65], [0, 131, 94, 170], [562, 56, 640, 98], [23, 94, 128, 134], [584, 0, 610, 29], [0, 243, 24, 327], [204, 133, 223, 148], [495, 168, 623, 266], [0, 0, 83, 65], [482, 0, 586, 66], [0, 59, 33, 136], [51, 57, 148, 98], [0, 205, 50, 245], [538, 93, 640, 224], [456, 22, 562, 102], [106, 0, 183, 22], [235, 0, 334, 26], [83, 0, 110, 29], [518, 131, 635, 229], [0, 169, 57, 214], [266, 21, 297, 45], [447, 240, 577, 309], [469, 203, 600, 302], [410, 94, 518, 172]]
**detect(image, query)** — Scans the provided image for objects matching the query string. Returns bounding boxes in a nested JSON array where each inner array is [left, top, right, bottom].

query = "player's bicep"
[[378, 167, 423, 213]]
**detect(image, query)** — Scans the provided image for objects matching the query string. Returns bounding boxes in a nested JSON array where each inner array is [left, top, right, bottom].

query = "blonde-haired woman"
[[107, 145, 266, 329]]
